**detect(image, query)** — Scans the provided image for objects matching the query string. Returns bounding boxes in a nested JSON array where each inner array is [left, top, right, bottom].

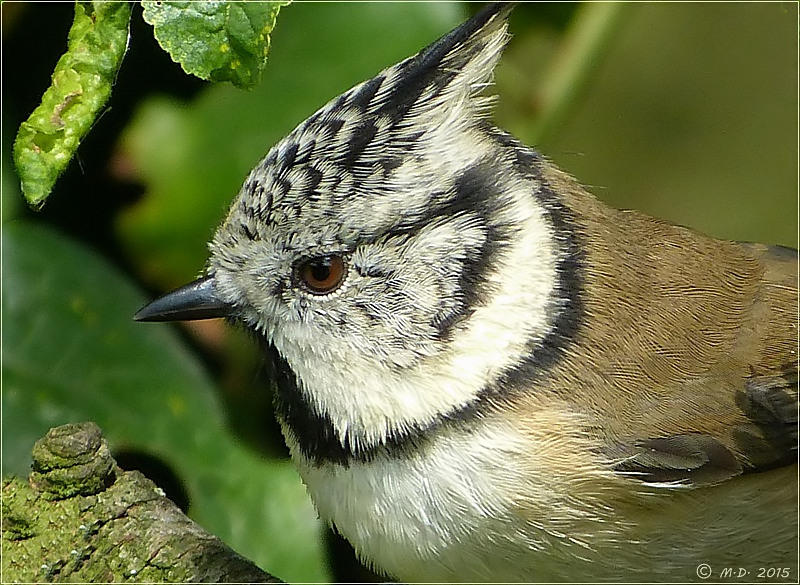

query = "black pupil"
[[310, 259, 331, 283]]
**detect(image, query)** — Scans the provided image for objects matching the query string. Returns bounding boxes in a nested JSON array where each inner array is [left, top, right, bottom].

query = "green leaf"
[[118, 2, 464, 289], [12, 2, 131, 209], [2, 222, 330, 582], [142, 1, 289, 90]]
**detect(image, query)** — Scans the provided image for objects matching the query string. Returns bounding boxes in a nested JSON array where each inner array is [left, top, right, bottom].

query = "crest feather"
[[377, 2, 514, 124]]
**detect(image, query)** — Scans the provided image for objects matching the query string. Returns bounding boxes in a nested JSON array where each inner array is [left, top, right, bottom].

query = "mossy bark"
[[2, 422, 279, 583]]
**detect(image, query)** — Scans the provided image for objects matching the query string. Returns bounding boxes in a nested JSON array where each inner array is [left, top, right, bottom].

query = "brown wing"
[[612, 361, 797, 486], [733, 361, 798, 470], [542, 165, 798, 487], [599, 239, 798, 487]]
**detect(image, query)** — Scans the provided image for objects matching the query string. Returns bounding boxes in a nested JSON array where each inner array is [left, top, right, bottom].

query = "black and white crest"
[[209, 2, 581, 464], [224, 2, 515, 242]]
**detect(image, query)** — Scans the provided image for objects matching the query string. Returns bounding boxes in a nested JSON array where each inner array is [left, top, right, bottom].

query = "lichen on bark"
[[2, 422, 279, 583]]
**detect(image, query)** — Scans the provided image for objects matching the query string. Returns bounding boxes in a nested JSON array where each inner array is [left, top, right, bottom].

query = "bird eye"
[[297, 255, 347, 295]]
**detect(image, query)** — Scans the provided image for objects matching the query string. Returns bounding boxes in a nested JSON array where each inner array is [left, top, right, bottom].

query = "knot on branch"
[[29, 421, 115, 500], [4, 422, 281, 583]]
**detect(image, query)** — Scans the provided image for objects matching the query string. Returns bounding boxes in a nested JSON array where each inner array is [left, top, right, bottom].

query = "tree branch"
[[2, 422, 280, 583]]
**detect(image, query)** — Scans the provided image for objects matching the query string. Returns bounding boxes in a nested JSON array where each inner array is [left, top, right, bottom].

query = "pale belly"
[[288, 423, 799, 582]]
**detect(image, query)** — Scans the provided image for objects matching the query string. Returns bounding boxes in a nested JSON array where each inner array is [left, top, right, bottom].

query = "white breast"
[[284, 415, 799, 582], [285, 416, 612, 582]]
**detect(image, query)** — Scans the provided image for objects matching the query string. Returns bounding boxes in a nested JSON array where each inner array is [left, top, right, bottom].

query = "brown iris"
[[298, 255, 346, 294]]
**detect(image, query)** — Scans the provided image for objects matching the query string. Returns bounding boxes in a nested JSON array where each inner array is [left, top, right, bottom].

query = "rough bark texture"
[[2, 422, 280, 583]]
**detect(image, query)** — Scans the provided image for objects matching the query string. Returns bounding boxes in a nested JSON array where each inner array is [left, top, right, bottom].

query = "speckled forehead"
[[224, 83, 444, 251], [220, 8, 508, 250]]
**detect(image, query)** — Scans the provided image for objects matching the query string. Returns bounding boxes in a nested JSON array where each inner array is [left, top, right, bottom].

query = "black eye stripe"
[[354, 263, 392, 278]]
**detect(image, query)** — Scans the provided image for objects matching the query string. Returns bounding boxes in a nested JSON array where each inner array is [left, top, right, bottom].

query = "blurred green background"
[[2, 2, 797, 582]]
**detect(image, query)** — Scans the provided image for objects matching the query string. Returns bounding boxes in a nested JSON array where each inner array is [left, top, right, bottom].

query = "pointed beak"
[[134, 276, 235, 322]]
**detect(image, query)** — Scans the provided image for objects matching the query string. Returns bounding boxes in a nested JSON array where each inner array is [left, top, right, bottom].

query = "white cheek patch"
[[269, 166, 560, 451]]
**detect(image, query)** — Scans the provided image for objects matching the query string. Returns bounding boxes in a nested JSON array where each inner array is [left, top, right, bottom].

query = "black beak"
[[134, 276, 235, 322]]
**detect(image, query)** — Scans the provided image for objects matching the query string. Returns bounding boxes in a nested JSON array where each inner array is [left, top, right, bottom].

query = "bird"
[[135, 2, 799, 581]]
